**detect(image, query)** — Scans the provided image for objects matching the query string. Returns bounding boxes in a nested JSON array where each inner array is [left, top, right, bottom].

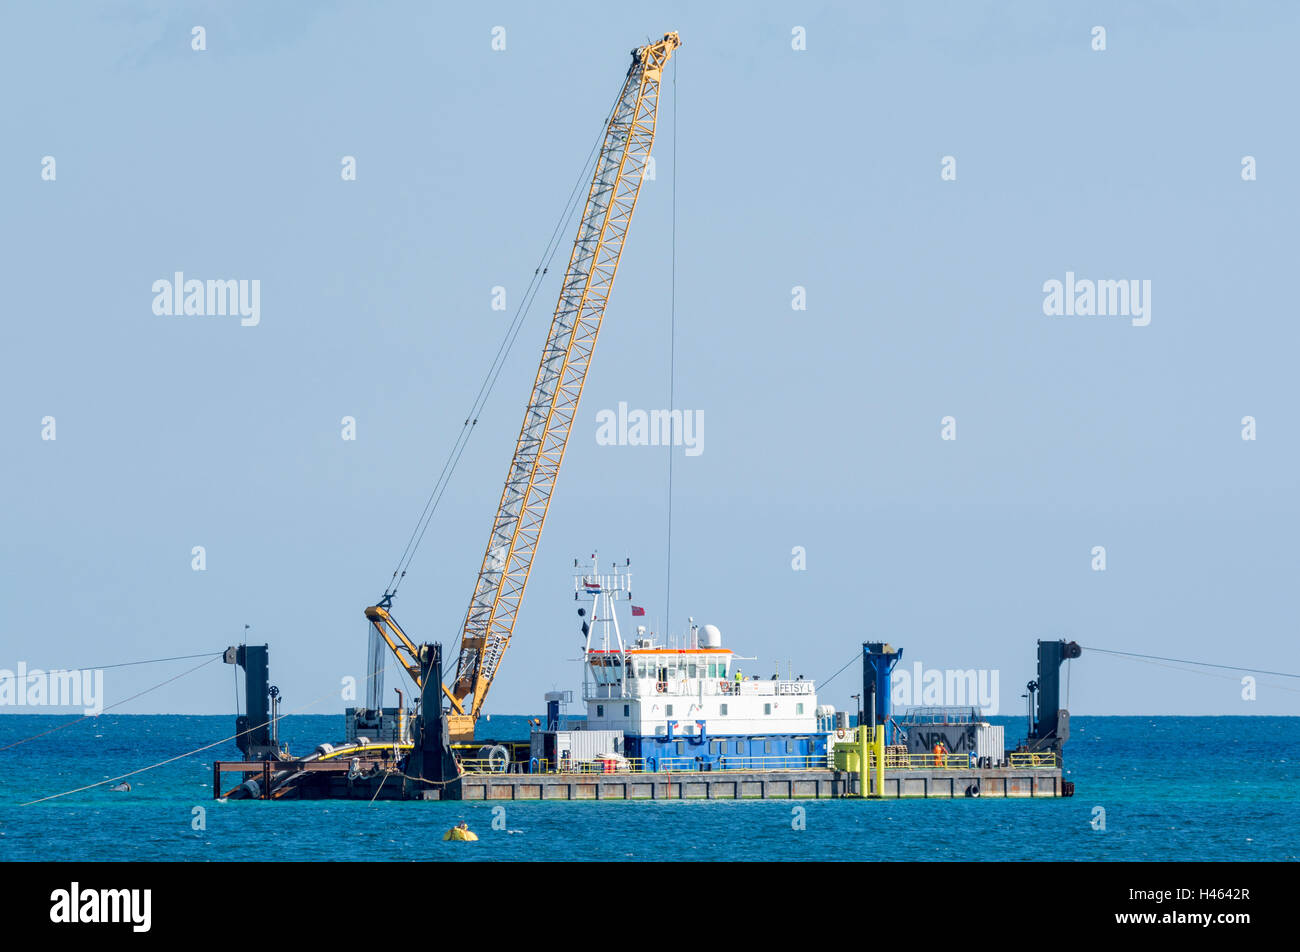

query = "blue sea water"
[[0, 715, 1294, 861]]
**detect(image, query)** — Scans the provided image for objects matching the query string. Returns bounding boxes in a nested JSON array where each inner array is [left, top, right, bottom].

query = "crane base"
[[448, 715, 476, 744]]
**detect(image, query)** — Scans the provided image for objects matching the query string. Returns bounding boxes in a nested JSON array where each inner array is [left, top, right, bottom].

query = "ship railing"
[[536, 758, 647, 775], [831, 751, 1061, 770], [774, 681, 815, 696], [834, 751, 981, 770], [887, 753, 975, 770], [621, 678, 817, 697], [643, 754, 827, 773], [697, 754, 823, 772], [724, 680, 814, 697], [475, 755, 832, 775], [467, 758, 651, 775], [1008, 751, 1059, 768], [461, 751, 1059, 775], [458, 758, 517, 775]]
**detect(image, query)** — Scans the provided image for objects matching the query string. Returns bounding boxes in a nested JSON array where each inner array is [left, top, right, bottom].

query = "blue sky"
[[2, 1, 1297, 719]]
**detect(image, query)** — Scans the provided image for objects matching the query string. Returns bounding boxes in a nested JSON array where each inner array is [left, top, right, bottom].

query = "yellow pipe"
[[873, 725, 886, 798], [857, 725, 867, 798], [318, 742, 412, 761]]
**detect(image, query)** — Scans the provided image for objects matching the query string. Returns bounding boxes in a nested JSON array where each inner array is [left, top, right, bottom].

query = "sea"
[[0, 714, 1294, 862]]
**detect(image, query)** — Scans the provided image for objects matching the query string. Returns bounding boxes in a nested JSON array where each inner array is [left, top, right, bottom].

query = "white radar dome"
[[699, 624, 722, 648]]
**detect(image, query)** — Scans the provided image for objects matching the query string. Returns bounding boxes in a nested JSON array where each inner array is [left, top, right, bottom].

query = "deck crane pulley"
[[365, 32, 681, 742]]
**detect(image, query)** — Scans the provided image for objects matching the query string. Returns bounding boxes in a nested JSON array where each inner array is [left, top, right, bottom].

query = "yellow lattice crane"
[[365, 32, 680, 742]]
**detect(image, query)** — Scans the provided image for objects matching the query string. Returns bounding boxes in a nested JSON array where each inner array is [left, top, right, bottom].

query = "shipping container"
[[975, 723, 1005, 766], [529, 729, 624, 765]]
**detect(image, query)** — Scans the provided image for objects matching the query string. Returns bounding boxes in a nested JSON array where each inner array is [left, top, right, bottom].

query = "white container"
[[975, 723, 1005, 765]]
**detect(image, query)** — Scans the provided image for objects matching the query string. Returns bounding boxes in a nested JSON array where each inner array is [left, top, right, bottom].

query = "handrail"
[[459, 750, 1060, 775], [462, 754, 829, 775], [1008, 751, 1059, 768]]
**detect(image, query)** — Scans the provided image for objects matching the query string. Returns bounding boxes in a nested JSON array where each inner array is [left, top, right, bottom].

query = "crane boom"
[[452, 32, 680, 728], [365, 32, 680, 742]]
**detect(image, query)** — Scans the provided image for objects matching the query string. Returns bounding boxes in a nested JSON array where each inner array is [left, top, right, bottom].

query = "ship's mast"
[[575, 553, 632, 697]]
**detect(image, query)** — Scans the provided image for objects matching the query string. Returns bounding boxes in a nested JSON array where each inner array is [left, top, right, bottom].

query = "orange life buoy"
[[835, 728, 845, 739]]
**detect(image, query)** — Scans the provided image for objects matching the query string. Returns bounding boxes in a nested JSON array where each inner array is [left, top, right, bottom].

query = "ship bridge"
[[585, 647, 815, 701], [571, 556, 826, 767]]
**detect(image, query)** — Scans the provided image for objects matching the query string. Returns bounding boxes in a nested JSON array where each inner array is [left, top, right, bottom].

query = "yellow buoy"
[[443, 824, 478, 842]]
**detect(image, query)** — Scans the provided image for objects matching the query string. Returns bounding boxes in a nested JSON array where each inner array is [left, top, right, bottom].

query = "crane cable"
[[664, 53, 678, 636], [384, 81, 630, 600], [385, 161, 588, 596]]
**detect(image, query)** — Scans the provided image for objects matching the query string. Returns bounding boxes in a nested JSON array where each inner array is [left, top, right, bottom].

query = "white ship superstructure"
[[571, 556, 829, 769]]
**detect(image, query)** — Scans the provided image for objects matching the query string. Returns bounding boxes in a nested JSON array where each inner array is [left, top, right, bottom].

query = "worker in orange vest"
[[933, 741, 946, 767]]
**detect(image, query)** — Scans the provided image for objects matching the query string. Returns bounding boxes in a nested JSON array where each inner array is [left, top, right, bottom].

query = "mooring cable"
[[368, 768, 392, 804], [17, 663, 392, 806], [0, 655, 223, 753], [1084, 647, 1300, 696], [0, 649, 224, 676], [817, 650, 863, 692], [814, 643, 1297, 708], [21, 718, 270, 806], [1082, 645, 1299, 679]]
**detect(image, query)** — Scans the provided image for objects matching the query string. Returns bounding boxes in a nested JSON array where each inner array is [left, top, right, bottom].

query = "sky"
[[2, 1, 1297, 720]]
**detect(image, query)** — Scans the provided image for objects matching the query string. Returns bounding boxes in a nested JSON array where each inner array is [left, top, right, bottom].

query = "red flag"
[[631, 605, 646, 616]]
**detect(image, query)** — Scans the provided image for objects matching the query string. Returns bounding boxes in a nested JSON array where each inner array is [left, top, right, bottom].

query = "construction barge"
[[212, 636, 1079, 802], [211, 32, 1080, 806]]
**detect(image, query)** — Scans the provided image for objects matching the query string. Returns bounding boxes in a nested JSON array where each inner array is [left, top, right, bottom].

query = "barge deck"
[[213, 761, 1070, 801]]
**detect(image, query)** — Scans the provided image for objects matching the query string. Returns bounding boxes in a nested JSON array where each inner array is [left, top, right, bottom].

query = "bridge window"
[[666, 705, 673, 717], [596, 705, 604, 717], [623, 705, 630, 716], [796, 703, 804, 715], [720, 703, 728, 716], [764, 703, 771, 715]]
